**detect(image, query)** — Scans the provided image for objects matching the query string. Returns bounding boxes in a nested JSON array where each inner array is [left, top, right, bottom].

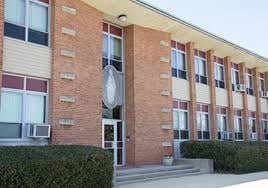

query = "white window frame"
[[214, 63, 225, 89], [262, 119, 268, 141], [0, 73, 48, 141], [195, 55, 207, 84], [171, 47, 187, 80], [259, 77, 265, 92], [246, 73, 254, 95], [197, 110, 210, 141], [173, 107, 189, 141], [4, 0, 51, 47], [234, 115, 243, 141], [102, 22, 124, 73], [248, 117, 257, 140]]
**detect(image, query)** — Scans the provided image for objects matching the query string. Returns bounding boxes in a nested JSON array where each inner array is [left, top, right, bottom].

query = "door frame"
[[102, 118, 125, 166]]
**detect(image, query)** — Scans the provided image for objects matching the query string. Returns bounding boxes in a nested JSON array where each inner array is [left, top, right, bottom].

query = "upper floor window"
[[102, 23, 123, 72], [195, 49, 207, 85], [196, 103, 210, 140], [259, 73, 265, 92], [248, 112, 257, 141], [262, 113, 268, 141], [234, 109, 243, 140], [246, 69, 254, 95], [217, 107, 228, 140], [173, 101, 189, 140], [4, 0, 49, 46], [231, 63, 240, 91], [0, 74, 48, 139], [214, 56, 225, 89], [171, 41, 187, 80]]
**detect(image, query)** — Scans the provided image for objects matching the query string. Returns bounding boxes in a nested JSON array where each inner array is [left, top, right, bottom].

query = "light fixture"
[[118, 14, 127, 22]]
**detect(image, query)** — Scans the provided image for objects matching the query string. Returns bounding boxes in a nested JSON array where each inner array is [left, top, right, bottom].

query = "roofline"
[[131, 0, 268, 62]]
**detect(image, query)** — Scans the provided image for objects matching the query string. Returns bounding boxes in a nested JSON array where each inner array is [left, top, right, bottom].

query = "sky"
[[143, 0, 268, 58]]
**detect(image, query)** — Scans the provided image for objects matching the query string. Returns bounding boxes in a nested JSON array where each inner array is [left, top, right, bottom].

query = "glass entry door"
[[102, 119, 123, 166]]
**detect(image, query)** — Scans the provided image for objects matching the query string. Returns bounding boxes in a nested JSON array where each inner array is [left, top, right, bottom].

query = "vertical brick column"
[[224, 57, 234, 136], [50, 0, 103, 145], [0, 0, 4, 90], [207, 50, 217, 140], [124, 25, 172, 165], [239, 63, 249, 141], [186, 42, 197, 140], [253, 68, 262, 141], [265, 72, 268, 91]]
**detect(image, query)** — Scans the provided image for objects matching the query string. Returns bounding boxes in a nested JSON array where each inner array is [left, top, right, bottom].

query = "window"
[[0, 74, 48, 139], [234, 109, 243, 140], [195, 49, 207, 84], [231, 63, 240, 91], [214, 57, 225, 89], [173, 101, 189, 140], [4, 0, 49, 46], [102, 23, 123, 72], [171, 41, 187, 80], [248, 112, 257, 140], [217, 107, 227, 140], [197, 104, 210, 140], [262, 114, 268, 141], [259, 73, 265, 93], [246, 69, 254, 95]]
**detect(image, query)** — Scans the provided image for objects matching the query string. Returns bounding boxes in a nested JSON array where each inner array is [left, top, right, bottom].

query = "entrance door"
[[102, 119, 123, 166]]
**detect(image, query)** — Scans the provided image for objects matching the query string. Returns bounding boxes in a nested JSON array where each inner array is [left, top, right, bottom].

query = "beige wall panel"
[[260, 98, 268, 113], [216, 88, 228, 107], [233, 92, 243, 109], [196, 83, 210, 104], [247, 95, 256, 111], [3, 38, 51, 78], [172, 78, 190, 101]]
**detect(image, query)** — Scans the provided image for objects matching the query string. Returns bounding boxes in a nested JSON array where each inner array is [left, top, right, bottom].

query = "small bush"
[[181, 141, 268, 174], [0, 145, 113, 188]]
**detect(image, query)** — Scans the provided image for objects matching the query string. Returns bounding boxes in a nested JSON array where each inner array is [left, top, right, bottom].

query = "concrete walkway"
[[117, 171, 268, 188]]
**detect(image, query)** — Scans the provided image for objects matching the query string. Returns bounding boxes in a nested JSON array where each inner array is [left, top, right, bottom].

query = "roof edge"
[[131, 0, 268, 62]]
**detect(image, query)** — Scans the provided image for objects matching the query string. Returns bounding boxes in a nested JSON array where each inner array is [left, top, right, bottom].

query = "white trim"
[[214, 62, 225, 89]]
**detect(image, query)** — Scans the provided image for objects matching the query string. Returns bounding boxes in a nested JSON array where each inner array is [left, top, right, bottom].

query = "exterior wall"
[[172, 78, 190, 101], [3, 38, 51, 79], [260, 98, 268, 113], [196, 83, 210, 104], [124, 25, 173, 165], [0, 0, 3, 90], [49, 0, 103, 145], [253, 68, 262, 141], [215, 88, 228, 107], [233, 92, 243, 109], [247, 95, 256, 111]]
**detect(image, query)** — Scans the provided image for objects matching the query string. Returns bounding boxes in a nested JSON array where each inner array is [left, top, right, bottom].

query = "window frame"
[[262, 118, 268, 141], [173, 101, 189, 141], [248, 115, 257, 141], [4, 0, 51, 47], [234, 110, 243, 141], [259, 77, 265, 92], [246, 72, 254, 95], [195, 52, 208, 85], [216, 107, 228, 140], [102, 22, 124, 73], [196, 104, 210, 140], [231, 68, 240, 91], [171, 45, 187, 80], [214, 62, 225, 89], [0, 73, 48, 141]]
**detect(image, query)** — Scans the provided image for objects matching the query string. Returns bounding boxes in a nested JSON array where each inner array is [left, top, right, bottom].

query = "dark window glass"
[[102, 58, 108, 69], [247, 88, 254, 96], [110, 60, 122, 72], [200, 76, 207, 84], [179, 70, 187, 80], [172, 68, 178, 77], [219, 81, 225, 89], [180, 130, 189, 140], [174, 130, 179, 139], [28, 29, 48, 46], [198, 131, 202, 140], [235, 133, 243, 140], [195, 74, 200, 83], [4, 22, 25, 41], [203, 131, 210, 139], [264, 134, 268, 141]]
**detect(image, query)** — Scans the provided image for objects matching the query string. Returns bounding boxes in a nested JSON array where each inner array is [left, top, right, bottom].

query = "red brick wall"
[[50, 0, 103, 145], [124, 25, 173, 165], [0, 0, 4, 90], [253, 68, 262, 141]]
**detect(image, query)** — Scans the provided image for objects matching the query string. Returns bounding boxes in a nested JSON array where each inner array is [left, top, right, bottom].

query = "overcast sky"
[[143, 0, 268, 58]]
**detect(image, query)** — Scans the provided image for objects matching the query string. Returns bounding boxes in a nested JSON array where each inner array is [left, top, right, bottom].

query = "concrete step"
[[116, 165, 194, 176], [116, 171, 202, 186], [116, 167, 200, 182]]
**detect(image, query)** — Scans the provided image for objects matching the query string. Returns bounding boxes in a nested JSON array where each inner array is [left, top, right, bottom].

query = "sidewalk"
[[117, 171, 268, 188]]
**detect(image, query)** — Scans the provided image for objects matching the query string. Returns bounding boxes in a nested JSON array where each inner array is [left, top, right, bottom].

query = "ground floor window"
[[234, 109, 243, 140], [262, 114, 268, 141], [0, 74, 48, 139], [217, 107, 228, 140], [249, 112, 257, 141], [197, 104, 210, 140], [173, 100, 189, 140]]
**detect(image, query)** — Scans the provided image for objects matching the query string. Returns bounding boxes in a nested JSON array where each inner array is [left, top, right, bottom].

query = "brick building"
[[0, 0, 268, 166]]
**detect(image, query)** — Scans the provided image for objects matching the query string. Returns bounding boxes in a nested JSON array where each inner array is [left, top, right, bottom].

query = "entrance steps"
[[115, 165, 201, 185]]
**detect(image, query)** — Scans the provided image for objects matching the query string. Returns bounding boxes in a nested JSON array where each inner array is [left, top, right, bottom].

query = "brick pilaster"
[[0, 0, 4, 91], [239, 63, 249, 141], [224, 57, 234, 136], [207, 50, 217, 140], [265, 72, 268, 91], [253, 68, 262, 141], [186, 42, 197, 140]]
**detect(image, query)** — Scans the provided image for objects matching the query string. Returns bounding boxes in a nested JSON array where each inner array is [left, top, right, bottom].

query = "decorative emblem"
[[102, 65, 120, 109]]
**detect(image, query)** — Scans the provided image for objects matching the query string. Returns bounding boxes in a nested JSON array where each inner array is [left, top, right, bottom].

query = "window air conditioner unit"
[[260, 91, 268, 98], [234, 84, 246, 92], [250, 133, 258, 140], [27, 124, 51, 138]]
